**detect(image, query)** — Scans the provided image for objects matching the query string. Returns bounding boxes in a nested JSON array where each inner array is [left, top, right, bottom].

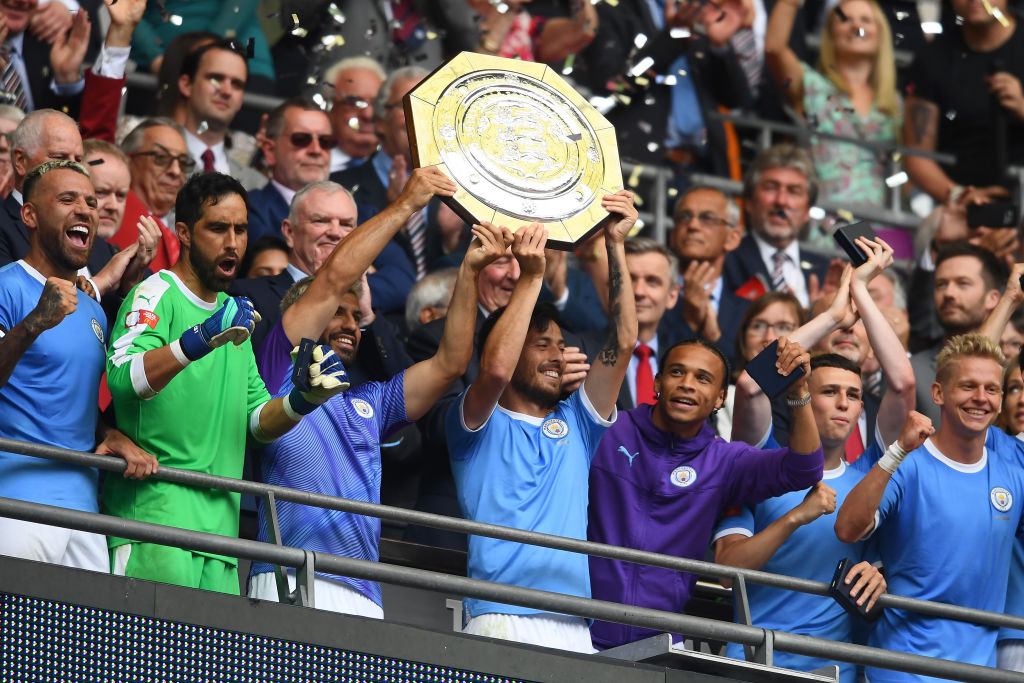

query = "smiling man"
[[247, 98, 335, 241], [104, 172, 349, 594], [837, 334, 1024, 680], [0, 160, 156, 570], [586, 336, 823, 650], [722, 144, 829, 308], [447, 192, 638, 653]]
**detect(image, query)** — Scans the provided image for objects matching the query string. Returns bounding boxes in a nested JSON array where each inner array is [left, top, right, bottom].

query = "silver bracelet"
[[786, 393, 811, 407]]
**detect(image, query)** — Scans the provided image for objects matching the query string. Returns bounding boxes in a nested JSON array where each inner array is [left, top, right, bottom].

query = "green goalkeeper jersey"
[[104, 271, 271, 562]]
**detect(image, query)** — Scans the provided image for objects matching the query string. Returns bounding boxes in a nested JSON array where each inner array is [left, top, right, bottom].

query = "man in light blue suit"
[[248, 98, 334, 241]]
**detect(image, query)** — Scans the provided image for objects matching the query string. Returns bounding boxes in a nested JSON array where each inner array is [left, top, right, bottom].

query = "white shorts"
[[463, 612, 596, 654], [248, 570, 383, 619], [998, 639, 1024, 672], [0, 516, 107, 572]]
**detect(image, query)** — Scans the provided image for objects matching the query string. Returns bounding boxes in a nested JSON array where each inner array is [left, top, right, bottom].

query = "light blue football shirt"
[[0, 261, 106, 512], [714, 461, 871, 683], [446, 387, 614, 618], [867, 431, 1024, 682]]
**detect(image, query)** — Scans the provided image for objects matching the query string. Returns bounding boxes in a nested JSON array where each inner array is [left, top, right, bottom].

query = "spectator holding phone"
[[903, 0, 1024, 204]]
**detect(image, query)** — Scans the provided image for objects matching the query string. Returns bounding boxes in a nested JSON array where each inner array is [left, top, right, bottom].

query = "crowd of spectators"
[[4, 0, 1024, 679]]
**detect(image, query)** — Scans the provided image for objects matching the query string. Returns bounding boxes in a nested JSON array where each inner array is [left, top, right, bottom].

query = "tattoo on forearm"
[[26, 284, 63, 334], [598, 244, 623, 366], [908, 102, 936, 146]]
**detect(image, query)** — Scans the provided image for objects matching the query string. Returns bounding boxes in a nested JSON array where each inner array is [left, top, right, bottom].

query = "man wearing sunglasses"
[[177, 40, 265, 192], [248, 98, 336, 242]]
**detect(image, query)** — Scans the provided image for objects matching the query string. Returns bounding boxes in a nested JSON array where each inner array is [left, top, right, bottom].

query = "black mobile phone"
[[291, 338, 315, 393], [833, 221, 878, 267], [967, 202, 1018, 229], [829, 558, 884, 622], [744, 340, 806, 399]]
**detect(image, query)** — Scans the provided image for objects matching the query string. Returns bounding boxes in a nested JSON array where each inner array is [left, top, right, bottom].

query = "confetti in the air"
[[834, 5, 848, 21], [87, 158, 105, 166], [628, 166, 643, 188], [197, 120, 209, 135], [885, 171, 909, 188]]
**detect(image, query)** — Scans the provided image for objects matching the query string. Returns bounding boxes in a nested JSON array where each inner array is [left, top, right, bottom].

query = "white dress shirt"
[[752, 233, 810, 307], [625, 336, 660, 407], [185, 131, 229, 175]]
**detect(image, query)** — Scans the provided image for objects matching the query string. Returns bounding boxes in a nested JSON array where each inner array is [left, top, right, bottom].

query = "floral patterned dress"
[[801, 64, 910, 256]]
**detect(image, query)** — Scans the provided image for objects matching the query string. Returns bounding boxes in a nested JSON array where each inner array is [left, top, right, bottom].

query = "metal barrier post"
[[261, 490, 292, 605], [293, 549, 316, 608]]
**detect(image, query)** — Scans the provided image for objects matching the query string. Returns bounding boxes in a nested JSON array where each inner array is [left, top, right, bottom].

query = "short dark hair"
[[658, 338, 732, 391], [810, 352, 862, 378], [175, 172, 249, 235], [179, 39, 248, 84], [266, 97, 326, 140], [477, 301, 561, 359], [934, 241, 1006, 293], [240, 235, 289, 278]]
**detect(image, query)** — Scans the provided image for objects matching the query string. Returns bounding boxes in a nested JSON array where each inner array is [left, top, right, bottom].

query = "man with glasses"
[[110, 118, 193, 272], [332, 66, 456, 292], [722, 144, 829, 309], [177, 39, 265, 191], [248, 98, 336, 241], [324, 57, 385, 174], [664, 185, 748, 365]]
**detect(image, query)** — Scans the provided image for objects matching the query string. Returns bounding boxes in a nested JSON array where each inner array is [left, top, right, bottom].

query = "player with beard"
[[445, 192, 639, 654], [910, 242, 1003, 427], [0, 160, 156, 570], [104, 172, 349, 593], [246, 221, 509, 616]]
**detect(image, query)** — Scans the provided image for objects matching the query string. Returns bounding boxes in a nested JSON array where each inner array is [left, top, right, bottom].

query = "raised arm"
[[0, 277, 77, 389], [716, 482, 836, 572], [582, 191, 639, 419], [849, 237, 915, 444], [778, 336, 820, 455], [764, 0, 805, 112], [281, 167, 456, 346], [461, 223, 548, 430], [403, 222, 511, 420], [979, 263, 1024, 343], [732, 269, 855, 445], [835, 410, 933, 542]]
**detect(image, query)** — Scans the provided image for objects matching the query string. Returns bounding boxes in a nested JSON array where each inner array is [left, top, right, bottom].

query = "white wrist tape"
[[169, 339, 192, 368], [877, 440, 909, 474]]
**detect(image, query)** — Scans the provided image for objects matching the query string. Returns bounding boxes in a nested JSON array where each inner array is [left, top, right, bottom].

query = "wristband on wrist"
[[283, 388, 319, 419], [877, 440, 909, 474], [168, 339, 193, 368], [178, 324, 212, 362], [787, 392, 811, 407]]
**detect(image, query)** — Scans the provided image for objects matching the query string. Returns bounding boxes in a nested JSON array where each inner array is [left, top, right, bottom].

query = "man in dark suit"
[[332, 65, 464, 282], [248, 98, 334, 241], [662, 186, 747, 367], [231, 171, 445, 349], [722, 144, 830, 309]]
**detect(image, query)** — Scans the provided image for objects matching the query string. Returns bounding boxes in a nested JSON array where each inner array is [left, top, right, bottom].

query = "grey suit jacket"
[[910, 343, 942, 428]]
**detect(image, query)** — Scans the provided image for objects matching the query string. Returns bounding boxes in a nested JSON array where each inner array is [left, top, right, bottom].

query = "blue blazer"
[[246, 182, 291, 241]]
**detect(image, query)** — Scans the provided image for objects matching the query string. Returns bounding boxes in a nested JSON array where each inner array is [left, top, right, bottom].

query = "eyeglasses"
[[675, 210, 730, 228], [747, 320, 797, 336], [288, 132, 337, 150], [130, 150, 196, 173]]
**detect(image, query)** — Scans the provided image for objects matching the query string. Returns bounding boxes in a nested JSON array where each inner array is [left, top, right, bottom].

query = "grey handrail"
[[0, 496, 1020, 683], [2, 436, 1022, 633]]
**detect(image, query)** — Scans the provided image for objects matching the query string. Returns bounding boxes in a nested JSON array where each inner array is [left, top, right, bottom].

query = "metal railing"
[[1, 436, 1023, 681]]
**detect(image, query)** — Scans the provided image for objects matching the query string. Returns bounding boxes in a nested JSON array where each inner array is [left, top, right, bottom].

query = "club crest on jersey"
[[91, 318, 104, 344], [670, 465, 697, 488], [125, 309, 159, 329], [542, 418, 569, 439], [991, 487, 1013, 513], [350, 398, 374, 418]]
